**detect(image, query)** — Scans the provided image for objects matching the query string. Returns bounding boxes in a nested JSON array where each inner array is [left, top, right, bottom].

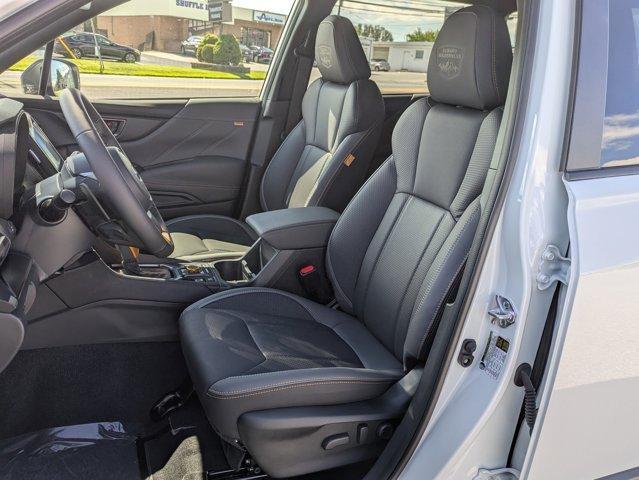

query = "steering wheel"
[[59, 88, 174, 257]]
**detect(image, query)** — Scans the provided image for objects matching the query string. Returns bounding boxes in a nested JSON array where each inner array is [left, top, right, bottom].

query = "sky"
[[242, 0, 517, 44], [233, 0, 460, 41]]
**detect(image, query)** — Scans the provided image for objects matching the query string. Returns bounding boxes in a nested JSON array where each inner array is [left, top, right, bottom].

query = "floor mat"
[[0, 422, 141, 480], [0, 342, 187, 439]]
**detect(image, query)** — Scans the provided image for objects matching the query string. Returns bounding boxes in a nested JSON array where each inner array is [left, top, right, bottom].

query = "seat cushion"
[[169, 233, 250, 261], [179, 288, 404, 442], [167, 215, 257, 261]]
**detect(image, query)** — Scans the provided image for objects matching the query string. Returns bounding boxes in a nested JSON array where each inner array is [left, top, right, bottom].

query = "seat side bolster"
[[206, 367, 402, 443], [208, 367, 402, 398], [309, 122, 383, 212], [403, 198, 482, 366], [260, 117, 309, 212], [326, 157, 397, 313]]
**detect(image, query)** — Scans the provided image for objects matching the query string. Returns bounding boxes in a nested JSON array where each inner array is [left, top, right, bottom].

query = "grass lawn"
[[9, 56, 266, 80]]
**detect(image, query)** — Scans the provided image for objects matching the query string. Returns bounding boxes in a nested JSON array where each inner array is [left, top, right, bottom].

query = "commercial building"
[[198, 2, 286, 49], [97, 0, 288, 53], [372, 41, 433, 73]]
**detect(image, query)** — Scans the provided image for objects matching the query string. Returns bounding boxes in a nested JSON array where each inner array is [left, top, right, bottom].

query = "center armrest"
[[246, 207, 340, 250]]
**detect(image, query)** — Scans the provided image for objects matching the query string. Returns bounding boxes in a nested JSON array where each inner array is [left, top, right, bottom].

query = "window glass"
[[321, 0, 471, 95], [601, 0, 639, 168], [0, 0, 296, 100]]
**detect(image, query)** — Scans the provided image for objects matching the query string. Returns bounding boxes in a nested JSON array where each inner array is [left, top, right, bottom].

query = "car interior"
[[0, 0, 522, 478]]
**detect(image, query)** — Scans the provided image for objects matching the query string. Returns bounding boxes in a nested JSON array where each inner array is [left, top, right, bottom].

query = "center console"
[[126, 206, 341, 293], [24, 207, 340, 349]]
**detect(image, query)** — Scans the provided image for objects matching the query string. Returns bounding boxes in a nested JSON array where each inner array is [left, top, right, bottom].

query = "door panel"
[[117, 99, 260, 219], [19, 96, 261, 219]]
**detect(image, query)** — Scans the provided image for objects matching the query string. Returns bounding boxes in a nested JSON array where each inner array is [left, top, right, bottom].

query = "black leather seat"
[[180, 5, 512, 477], [168, 15, 385, 262]]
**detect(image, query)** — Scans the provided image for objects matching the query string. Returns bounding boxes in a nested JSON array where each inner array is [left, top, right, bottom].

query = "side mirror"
[[20, 59, 81, 96]]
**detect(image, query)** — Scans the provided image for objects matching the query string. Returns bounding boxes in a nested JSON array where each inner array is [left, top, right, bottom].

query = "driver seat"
[[180, 5, 512, 477], [167, 15, 384, 262]]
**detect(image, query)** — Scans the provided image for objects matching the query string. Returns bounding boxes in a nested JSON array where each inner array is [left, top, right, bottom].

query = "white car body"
[[402, 0, 639, 479]]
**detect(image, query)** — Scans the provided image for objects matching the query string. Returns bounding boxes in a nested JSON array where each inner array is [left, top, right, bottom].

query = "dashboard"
[[0, 98, 63, 219], [24, 113, 64, 174]]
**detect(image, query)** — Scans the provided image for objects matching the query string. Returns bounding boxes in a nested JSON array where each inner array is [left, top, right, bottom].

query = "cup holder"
[[215, 260, 246, 282], [213, 241, 262, 285]]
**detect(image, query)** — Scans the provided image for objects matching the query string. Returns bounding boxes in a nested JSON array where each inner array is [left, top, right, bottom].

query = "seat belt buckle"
[[299, 265, 331, 303], [299, 264, 320, 288]]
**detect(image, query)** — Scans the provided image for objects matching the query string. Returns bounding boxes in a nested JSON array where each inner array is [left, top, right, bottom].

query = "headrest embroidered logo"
[[318, 45, 333, 69], [436, 46, 464, 79]]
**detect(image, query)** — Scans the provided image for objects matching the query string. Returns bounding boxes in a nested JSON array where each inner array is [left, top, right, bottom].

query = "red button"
[[300, 265, 315, 276]]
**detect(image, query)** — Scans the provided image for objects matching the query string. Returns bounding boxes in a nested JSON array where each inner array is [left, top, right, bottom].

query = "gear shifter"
[[117, 245, 143, 276]]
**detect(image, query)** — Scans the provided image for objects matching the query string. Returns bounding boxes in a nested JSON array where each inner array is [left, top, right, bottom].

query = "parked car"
[[370, 58, 390, 71], [249, 45, 273, 63], [239, 43, 252, 63], [54, 32, 140, 63], [180, 35, 203, 56]]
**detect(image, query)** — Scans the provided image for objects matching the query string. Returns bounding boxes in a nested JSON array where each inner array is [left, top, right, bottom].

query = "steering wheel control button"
[[322, 433, 350, 450]]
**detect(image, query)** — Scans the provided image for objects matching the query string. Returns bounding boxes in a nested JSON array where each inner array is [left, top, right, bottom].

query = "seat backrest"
[[326, 5, 513, 368], [260, 15, 384, 213]]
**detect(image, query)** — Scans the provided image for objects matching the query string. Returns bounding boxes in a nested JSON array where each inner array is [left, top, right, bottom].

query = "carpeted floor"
[[0, 342, 373, 480], [0, 342, 188, 440]]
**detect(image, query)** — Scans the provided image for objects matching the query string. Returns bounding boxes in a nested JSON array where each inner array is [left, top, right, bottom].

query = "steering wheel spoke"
[[59, 88, 174, 257]]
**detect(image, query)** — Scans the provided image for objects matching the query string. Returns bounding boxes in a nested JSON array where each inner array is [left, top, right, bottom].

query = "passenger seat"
[[167, 15, 385, 262], [179, 5, 512, 477]]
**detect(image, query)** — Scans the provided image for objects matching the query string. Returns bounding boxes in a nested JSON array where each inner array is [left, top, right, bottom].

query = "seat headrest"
[[315, 15, 371, 85], [427, 5, 513, 110]]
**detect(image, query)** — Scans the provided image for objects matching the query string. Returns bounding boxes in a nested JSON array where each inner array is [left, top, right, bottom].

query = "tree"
[[196, 33, 219, 62], [355, 24, 393, 42], [212, 35, 242, 66], [200, 44, 216, 64], [406, 28, 439, 42]]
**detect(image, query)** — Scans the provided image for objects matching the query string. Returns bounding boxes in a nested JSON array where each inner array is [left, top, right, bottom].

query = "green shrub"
[[211, 35, 242, 66], [200, 44, 216, 64], [196, 33, 218, 62]]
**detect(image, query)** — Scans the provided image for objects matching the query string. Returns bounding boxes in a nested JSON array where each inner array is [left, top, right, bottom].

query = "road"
[[0, 69, 427, 99]]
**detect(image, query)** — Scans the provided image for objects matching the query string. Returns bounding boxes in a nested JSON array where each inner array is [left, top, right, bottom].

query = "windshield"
[[0, 0, 37, 22]]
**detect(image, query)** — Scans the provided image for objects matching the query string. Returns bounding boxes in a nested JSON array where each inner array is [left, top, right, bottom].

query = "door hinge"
[[537, 245, 570, 290], [474, 467, 521, 480], [488, 295, 516, 328]]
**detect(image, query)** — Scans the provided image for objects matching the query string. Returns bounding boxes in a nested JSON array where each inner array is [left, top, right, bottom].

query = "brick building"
[[97, 0, 288, 53], [194, 4, 286, 49]]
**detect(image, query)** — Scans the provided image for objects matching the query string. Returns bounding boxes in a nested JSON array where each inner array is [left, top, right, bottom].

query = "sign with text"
[[253, 10, 287, 25], [209, 0, 232, 22], [105, 0, 209, 21]]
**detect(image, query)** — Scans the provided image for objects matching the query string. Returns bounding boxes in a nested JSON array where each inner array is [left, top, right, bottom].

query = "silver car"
[[180, 35, 203, 56], [370, 58, 390, 71]]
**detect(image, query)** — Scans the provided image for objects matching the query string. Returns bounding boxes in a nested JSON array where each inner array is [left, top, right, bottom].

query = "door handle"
[[103, 118, 126, 137]]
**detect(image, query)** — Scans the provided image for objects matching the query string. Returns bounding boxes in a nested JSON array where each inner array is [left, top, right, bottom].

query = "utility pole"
[[337, 0, 343, 15], [89, 17, 104, 74]]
